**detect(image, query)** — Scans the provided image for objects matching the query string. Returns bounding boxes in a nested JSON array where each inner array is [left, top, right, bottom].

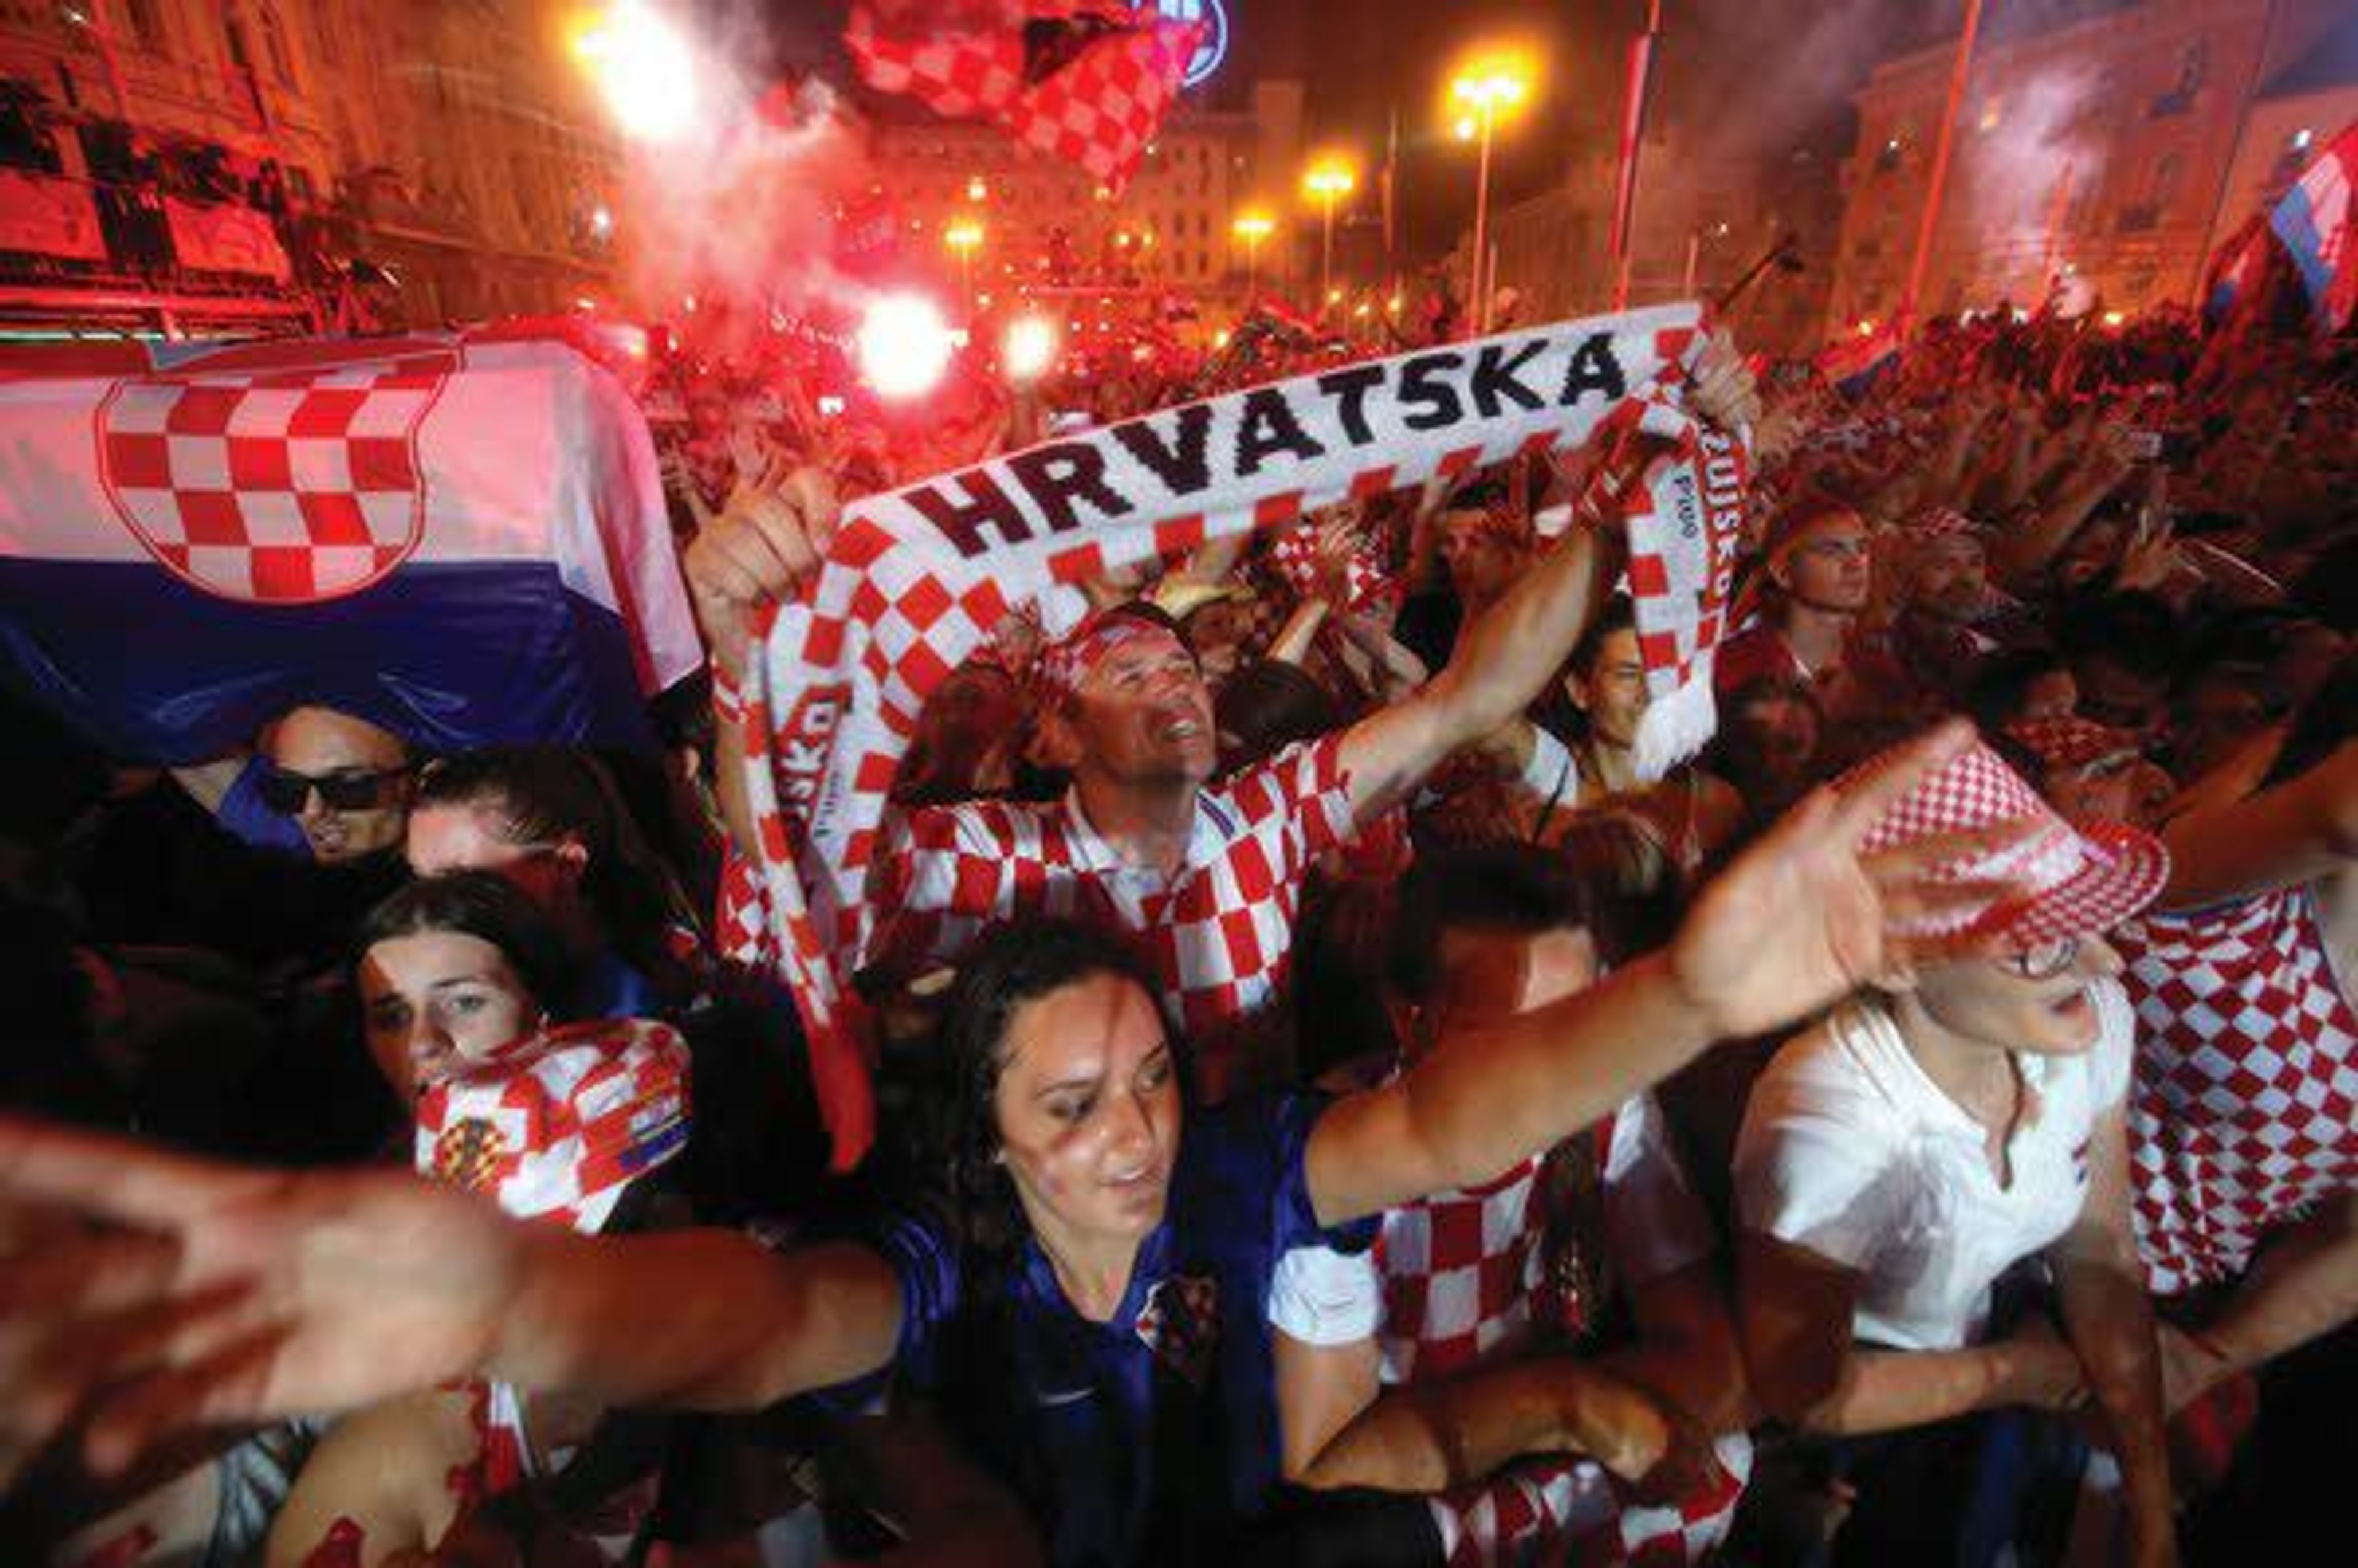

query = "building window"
[[2150, 150, 2183, 208]]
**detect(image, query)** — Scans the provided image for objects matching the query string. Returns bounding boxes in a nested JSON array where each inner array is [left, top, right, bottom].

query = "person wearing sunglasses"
[[176, 705, 417, 866], [1734, 740, 2179, 1568]]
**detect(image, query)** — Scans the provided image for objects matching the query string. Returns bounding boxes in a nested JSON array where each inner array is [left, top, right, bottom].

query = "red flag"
[[1007, 12, 1202, 189], [846, 3, 1201, 192]]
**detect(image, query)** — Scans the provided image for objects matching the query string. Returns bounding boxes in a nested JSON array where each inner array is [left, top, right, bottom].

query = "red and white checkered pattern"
[[413, 1019, 690, 1235], [2114, 888, 2358, 1297], [1266, 513, 1399, 615], [95, 352, 451, 602], [728, 731, 1356, 1085], [1852, 739, 2170, 949], [847, 5, 1200, 192], [1428, 1437, 1753, 1568], [1008, 14, 1204, 189], [2005, 715, 2141, 776], [731, 310, 1713, 1168], [843, 6, 1027, 120]]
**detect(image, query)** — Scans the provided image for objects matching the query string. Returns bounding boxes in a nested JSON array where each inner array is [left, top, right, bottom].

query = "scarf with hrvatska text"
[[734, 304, 1748, 1168]]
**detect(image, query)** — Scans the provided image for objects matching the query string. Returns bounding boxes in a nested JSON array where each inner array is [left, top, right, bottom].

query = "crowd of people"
[[0, 274, 2350, 1568]]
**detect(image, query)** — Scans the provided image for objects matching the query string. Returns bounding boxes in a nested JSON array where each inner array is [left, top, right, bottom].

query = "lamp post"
[[1232, 211, 1274, 298], [944, 219, 983, 317], [1303, 158, 1356, 305], [1448, 49, 1535, 335]]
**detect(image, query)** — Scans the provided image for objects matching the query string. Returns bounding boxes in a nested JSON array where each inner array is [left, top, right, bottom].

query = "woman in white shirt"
[[1735, 739, 2178, 1568]]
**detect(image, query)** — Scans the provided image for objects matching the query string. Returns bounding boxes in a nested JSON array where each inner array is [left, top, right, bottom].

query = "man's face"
[[1065, 627, 1216, 790], [1916, 934, 2122, 1057], [1772, 511, 1874, 615], [266, 706, 411, 864], [1436, 511, 1523, 610], [1568, 627, 1651, 751], [1909, 535, 1990, 624]]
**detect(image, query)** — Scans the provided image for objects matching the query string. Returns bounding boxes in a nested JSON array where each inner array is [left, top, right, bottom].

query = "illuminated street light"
[[944, 219, 984, 314], [858, 293, 957, 400], [967, 175, 989, 202], [1302, 156, 1356, 302], [1447, 45, 1538, 333], [1003, 313, 1059, 383], [570, 2, 698, 144], [1232, 209, 1274, 296]]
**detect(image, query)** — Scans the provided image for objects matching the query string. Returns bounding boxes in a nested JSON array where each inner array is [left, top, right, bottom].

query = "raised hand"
[[1689, 330, 1761, 433], [0, 1119, 526, 1487], [682, 458, 841, 677], [1667, 721, 2029, 1039]]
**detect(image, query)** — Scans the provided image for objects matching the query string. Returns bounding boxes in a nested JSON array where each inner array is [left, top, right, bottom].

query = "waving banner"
[[738, 302, 1741, 1168], [0, 331, 699, 759]]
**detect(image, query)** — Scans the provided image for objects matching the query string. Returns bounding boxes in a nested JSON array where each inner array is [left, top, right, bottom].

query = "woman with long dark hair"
[[0, 728, 2001, 1565]]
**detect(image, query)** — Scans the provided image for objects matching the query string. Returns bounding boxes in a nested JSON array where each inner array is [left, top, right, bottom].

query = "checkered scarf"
[[1576, 395, 1752, 778], [740, 305, 1727, 1168], [413, 1019, 691, 1234]]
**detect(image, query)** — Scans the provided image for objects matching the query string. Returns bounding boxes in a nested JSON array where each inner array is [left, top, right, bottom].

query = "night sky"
[[749, 1, 2146, 263]]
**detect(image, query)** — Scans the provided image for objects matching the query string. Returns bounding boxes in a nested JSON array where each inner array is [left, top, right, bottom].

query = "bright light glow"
[[2293, 128, 2314, 151], [944, 219, 984, 253], [1353, 302, 1371, 318], [1213, 328, 1232, 348], [2101, 309, 2125, 327], [858, 294, 957, 400], [1387, 294, 1403, 312], [1448, 46, 1538, 123], [817, 395, 846, 417], [1857, 319, 1877, 336], [1303, 157, 1356, 200], [590, 204, 613, 238], [1327, 288, 1344, 304], [1232, 211, 1275, 241], [571, 3, 698, 144], [1453, 116, 1478, 142], [967, 175, 989, 201], [1003, 314, 1059, 382]]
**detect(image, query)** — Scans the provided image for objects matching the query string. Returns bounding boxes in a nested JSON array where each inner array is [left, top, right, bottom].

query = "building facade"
[[0, 0, 619, 334], [1823, 0, 2353, 332], [866, 76, 1304, 310]]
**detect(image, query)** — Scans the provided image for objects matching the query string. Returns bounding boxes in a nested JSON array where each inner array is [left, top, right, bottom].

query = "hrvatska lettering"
[[894, 327, 1635, 561]]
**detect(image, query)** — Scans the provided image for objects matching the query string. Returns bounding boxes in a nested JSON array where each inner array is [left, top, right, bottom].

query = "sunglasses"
[[1999, 937, 2080, 982], [257, 764, 410, 815]]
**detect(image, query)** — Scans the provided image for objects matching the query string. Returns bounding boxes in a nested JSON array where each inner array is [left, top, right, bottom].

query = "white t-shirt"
[[1733, 978, 2136, 1352]]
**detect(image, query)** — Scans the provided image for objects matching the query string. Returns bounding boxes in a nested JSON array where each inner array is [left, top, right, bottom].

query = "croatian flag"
[[1818, 321, 1901, 400], [0, 331, 700, 762], [2270, 120, 2356, 332]]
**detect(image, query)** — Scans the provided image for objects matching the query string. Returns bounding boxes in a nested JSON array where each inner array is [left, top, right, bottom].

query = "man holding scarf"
[[687, 337, 1759, 1098]]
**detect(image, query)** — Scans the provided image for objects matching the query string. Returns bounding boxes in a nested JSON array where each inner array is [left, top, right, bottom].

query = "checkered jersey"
[[1426, 1434, 1753, 1568], [722, 732, 1357, 1081], [96, 352, 451, 602], [2114, 888, 2358, 1297], [1377, 1093, 1713, 1383]]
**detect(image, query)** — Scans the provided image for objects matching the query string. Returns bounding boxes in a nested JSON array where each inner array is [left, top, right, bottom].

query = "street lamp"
[[944, 218, 984, 316], [1231, 211, 1275, 297], [570, 1, 699, 144], [1302, 157, 1356, 305], [1447, 47, 1536, 333]]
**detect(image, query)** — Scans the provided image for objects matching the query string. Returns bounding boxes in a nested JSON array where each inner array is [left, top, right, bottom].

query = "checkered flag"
[[847, 4, 1202, 192], [1007, 9, 1203, 190]]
